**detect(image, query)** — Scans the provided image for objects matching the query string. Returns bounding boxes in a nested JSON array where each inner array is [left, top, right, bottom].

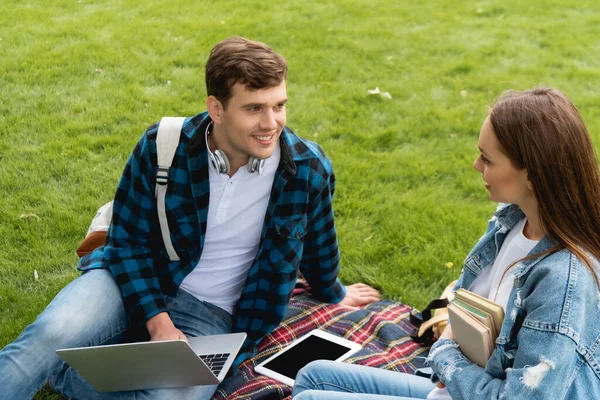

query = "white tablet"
[[255, 329, 362, 386]]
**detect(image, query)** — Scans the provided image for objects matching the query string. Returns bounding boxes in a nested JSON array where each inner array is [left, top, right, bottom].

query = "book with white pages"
[[447, 303, 493, 367], [454, 288, 505, 336], [452, 298, 498, 339]]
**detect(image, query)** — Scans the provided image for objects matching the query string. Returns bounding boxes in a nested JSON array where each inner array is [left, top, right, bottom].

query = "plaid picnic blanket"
[[212, 279, 430, 400]]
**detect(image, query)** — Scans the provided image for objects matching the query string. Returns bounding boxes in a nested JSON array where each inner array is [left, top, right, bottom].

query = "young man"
[[0, 37, 380, 399]]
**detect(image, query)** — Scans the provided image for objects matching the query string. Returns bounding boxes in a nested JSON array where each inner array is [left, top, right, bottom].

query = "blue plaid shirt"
[[79, 112, 346, 369]]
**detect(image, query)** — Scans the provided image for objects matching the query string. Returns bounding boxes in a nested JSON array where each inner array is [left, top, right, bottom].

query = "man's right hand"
[[146, 312, 188, 342]]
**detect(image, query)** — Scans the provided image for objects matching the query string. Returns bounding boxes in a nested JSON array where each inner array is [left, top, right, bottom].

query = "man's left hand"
[[338, 283, 381, 308]]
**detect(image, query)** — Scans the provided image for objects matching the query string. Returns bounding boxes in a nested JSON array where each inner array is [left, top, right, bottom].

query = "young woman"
[[291, 88, 600, 400]]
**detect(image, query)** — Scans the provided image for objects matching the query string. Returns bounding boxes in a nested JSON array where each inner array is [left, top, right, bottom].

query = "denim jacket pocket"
[[498, 339, 518, 370], [464, 256, 481, 274]]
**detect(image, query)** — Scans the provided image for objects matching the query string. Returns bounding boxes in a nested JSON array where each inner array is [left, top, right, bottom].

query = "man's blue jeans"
[[0, 269, 232, 400], [292, 360, 436, 400]]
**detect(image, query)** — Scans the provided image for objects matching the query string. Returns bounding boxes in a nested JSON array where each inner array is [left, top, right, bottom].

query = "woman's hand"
[[434, 325, 454, 389], [439, 324, 454, 340]]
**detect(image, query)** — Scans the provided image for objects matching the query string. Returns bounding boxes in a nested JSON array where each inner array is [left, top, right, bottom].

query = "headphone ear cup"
[[213, 149, 230, 174], [247, 157, 260, 173], [209, 152, 219, 172]]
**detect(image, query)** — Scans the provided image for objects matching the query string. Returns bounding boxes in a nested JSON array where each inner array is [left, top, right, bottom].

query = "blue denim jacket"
[[428, 203, 600, 399]]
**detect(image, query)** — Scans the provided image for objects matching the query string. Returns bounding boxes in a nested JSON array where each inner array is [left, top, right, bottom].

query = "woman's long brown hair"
[[490, 88, 600, 283]]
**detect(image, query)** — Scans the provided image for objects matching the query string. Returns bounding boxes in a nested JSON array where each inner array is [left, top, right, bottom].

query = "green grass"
[[2, 0, 600, 398]]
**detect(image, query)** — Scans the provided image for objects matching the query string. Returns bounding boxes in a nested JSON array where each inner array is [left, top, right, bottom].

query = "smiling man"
[[0, 36, 381, 399], [208, 81, 287, 168]]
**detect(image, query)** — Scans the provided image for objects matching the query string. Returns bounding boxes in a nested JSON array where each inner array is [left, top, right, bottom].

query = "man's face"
[[211, 81, 287, 163]]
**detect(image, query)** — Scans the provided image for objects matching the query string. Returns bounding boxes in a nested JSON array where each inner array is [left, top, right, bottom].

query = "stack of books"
[[447, 289, 505, 367]]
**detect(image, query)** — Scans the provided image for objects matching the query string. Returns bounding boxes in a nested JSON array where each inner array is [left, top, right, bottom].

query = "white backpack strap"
[[155, 117, 185, 261]]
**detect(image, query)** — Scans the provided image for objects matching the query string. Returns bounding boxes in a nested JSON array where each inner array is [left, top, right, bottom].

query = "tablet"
[[255, 329, 362, 386]]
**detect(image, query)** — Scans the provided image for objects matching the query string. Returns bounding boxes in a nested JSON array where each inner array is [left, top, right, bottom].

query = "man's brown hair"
[[205, 36, 287, 108]]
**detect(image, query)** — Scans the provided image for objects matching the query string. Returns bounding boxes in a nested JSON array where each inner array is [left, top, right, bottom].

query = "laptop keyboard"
[[199, 353, 230, 376]]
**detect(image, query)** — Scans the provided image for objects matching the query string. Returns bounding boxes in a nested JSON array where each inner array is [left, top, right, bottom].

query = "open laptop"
[[56, 332, 246, 392]]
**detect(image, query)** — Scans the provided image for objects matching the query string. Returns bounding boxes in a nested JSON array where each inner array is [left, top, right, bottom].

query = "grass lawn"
[[2, 0, 600, 398]]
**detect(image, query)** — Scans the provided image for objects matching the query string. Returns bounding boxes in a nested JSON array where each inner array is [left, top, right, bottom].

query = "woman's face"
[[473, 117, 535, 206]]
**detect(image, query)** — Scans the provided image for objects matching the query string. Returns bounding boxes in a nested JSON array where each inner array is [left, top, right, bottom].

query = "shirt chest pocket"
[[164, 195, 198, 252], [269, 216, 308, 273]]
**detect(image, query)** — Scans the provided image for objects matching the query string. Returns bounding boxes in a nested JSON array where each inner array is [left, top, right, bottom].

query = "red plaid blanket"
[[212, 280, 430, 400]]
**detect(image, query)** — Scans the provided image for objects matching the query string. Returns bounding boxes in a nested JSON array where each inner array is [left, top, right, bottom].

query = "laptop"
[[56, 332, 246, 392]]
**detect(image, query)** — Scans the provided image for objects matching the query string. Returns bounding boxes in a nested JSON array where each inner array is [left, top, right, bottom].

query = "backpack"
[[409, 280, 456, 346], [76, 117, 185, 262]]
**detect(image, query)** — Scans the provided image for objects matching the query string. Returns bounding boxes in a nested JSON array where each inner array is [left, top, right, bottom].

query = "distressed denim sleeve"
[[429, 329, 578, 400]]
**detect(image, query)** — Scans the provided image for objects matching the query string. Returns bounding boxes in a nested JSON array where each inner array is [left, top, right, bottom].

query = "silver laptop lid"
[[56, 332, 246, 392]]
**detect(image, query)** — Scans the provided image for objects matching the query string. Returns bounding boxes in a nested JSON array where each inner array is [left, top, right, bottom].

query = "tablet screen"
[[261, 335, 352, 379]]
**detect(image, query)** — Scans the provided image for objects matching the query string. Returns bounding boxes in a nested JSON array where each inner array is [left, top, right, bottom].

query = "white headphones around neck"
[[204, 122, 262, 174]]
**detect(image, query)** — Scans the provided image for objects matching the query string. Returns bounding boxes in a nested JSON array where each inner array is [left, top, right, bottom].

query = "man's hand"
[[338, 283, 381, 308], [146, 312, 188, 342]]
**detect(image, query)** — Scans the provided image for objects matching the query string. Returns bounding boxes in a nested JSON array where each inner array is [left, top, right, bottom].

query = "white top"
[[179, 143, 280, 314], [426, 218, 538, 400], [470, 218, 539, 310]]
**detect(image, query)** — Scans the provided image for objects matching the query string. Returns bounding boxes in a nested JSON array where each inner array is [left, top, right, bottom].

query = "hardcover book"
[[448, 289, 505, 367]]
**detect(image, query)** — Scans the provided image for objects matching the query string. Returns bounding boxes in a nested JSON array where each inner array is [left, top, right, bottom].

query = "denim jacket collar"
[[430, 203, 600, 399], [494, 204, 558, 278]]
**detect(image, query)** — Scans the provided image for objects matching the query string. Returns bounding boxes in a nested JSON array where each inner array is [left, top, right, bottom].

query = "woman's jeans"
[[0, 269, 232, 400], [292, 360, 436, 400]]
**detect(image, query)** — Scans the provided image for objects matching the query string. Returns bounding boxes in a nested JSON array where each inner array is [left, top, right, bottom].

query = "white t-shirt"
[[426, 218, 538, 400], [179, 144, 280, 314], [470, 218, 538, 309]]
